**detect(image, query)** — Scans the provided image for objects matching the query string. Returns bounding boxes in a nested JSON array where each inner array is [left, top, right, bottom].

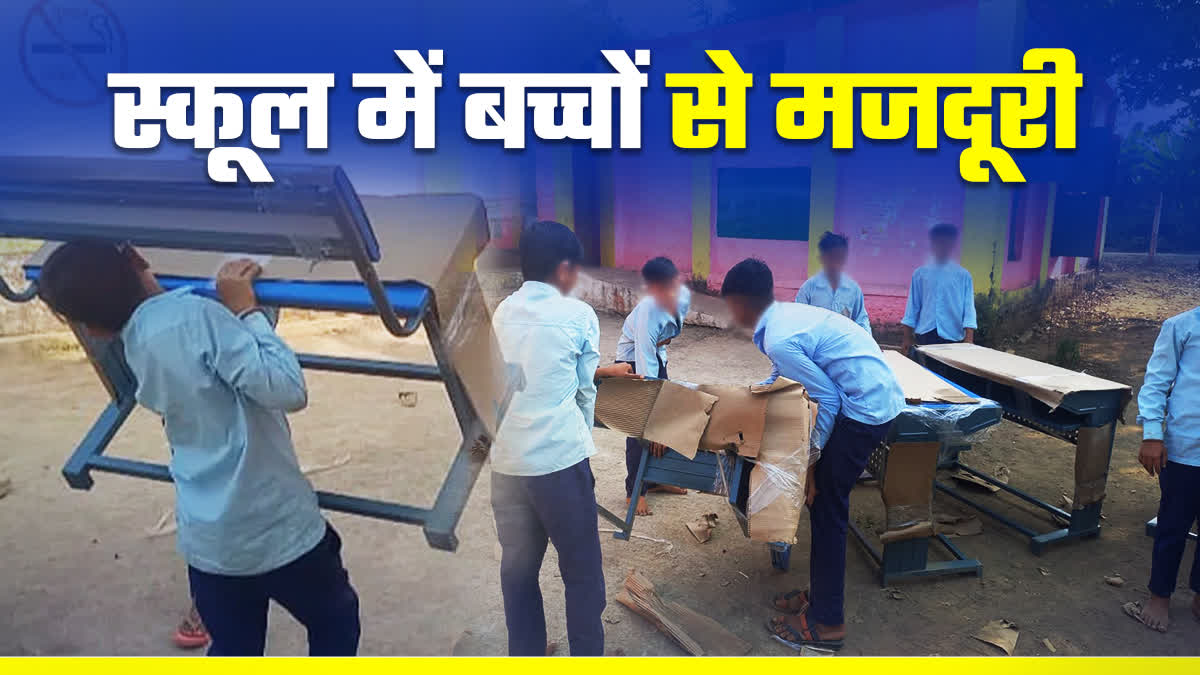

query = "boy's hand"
[[963, 328, 975, 344], [216, 259, 262, 315], [805, 464, 818, 506], [649, 442, 667, 458], [596, 363, 643, 380], [1138, 439, 1167, 476]]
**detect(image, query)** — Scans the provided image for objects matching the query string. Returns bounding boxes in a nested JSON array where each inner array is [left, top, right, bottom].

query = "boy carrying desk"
[[36, 242, 360, 656]]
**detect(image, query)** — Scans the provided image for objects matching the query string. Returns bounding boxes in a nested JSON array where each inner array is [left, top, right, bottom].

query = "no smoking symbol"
[[20, 0, 127, 107]]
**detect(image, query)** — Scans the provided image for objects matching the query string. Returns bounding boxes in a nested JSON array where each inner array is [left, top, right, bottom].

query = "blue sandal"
[[766, 611, 845, 652]]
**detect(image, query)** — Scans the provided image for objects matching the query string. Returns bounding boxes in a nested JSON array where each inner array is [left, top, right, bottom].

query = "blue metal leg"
[[61, 398, 138, 490], [1144, 517, 1199, 541], [850, 517, 982, 585], [769, 542, 792, 572], [612, 445, 650, 541]]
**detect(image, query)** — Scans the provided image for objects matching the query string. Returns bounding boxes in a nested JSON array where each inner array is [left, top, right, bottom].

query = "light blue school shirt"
[[491, 281, 601, 476], [796, 271, 871, 334], [614, 285, 692, 378], [754, 302, 905, 453], [1138, 307, 1200, 466], [901, 261, 978, 341], [120, 288, 325, 577]]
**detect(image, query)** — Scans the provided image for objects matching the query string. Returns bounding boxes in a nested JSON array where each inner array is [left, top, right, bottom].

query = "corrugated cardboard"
[[594, 375, 817, 543], [594, 378, 718, 459], [696, 384, 769, 458], [917, 343, 1130, 412], [746, 381, 818, 544], [881, 350, 978, 404], [879, 441, 941, 538]]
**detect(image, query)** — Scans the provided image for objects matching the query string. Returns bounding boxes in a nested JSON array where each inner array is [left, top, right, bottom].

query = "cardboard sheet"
[[880, 441, 941, 538], [747, 385, 818, 544], [594, 378, 718, 459], [881, 350, 979, 404], [917, 343, 1130, 411], [695, 384, 769, 458]]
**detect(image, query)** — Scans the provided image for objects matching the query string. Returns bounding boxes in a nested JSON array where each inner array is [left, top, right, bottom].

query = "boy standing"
[[797, 232, 870, 335], [490, 221, 606, 656], [720, 258, 904, 651], [1130, 306, 1200, 632], [37, 242, 359, 656], [614, 256, 692, 516], [900, 223, 977, 355]]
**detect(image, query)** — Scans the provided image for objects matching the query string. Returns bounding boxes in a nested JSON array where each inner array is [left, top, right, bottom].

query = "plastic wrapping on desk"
[[900, 400, 1001, 444]]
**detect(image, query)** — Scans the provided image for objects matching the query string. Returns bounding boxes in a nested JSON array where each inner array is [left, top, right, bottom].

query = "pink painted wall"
[[1002, 184, 1049, 291], [610, 146, 694, 274]]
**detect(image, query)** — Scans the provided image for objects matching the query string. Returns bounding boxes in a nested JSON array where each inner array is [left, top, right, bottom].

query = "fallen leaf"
[[397, 391, 419, 407], [686, 513, 719, 544], [1042, 638, 1056, 653], [972, 619, 1019, 655], [1037, 567, 1050, 577], [603, 615, 622, 625], [1104, 574, 1125, 587]]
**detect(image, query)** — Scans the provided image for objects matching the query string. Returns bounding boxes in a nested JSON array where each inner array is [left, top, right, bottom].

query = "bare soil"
[[0, 252, 1197, 655]]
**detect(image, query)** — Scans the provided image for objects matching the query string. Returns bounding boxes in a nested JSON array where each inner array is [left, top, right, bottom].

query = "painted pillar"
[[690, 155, 712, 282], [960, 0, 1025, 294], [1039, 182, 1058, 283], [806, 14, 845, 277]]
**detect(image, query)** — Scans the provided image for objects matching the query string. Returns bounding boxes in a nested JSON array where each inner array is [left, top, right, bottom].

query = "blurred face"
[[723, 295, 763, 330], [646, 276, 682, 314], [930, 234, 957, 262], [819, 247, 848, 282], [551, 260, 580, 295]]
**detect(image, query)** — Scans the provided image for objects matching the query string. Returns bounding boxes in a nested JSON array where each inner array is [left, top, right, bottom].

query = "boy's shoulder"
[[127, 288, 221, 331]]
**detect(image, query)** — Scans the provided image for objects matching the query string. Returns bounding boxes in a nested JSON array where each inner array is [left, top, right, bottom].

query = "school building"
[[416, 0, 1118, 333]]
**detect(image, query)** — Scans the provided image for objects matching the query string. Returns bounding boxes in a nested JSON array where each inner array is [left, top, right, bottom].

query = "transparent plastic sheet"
[[746, 447, 813, 517], [900, 401, 1000, 444]]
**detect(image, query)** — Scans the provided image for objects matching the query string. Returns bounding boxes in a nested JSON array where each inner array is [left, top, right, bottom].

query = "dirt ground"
[[0, 252, 1198, 656]]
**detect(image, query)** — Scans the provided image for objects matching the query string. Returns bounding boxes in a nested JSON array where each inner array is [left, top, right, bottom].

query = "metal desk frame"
[[917, 354, 1126, 555], [597, 373, 1001, 585], [0, 162, 515, 551]]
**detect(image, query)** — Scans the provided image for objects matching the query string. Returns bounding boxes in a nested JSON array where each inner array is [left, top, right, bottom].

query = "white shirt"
[[490, 281, 601, 476]]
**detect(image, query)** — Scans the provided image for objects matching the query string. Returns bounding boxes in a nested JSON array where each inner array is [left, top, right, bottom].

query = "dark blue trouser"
[[188, 523, 361, 656], [1149, 461, 1200, 598], [492, 458, 606, 656], [809, 415, 894, 626], [621, 359, 667, 497]]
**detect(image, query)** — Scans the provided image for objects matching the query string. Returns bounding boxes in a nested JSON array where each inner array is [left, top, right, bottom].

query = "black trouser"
[[492, 459, 606, 656], [808, 415, 894, 626], [916, 330, 956, 346], [1149, 461, 1200, 598], [188, 524, 360, 656], [619, 358, 669, 497]]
